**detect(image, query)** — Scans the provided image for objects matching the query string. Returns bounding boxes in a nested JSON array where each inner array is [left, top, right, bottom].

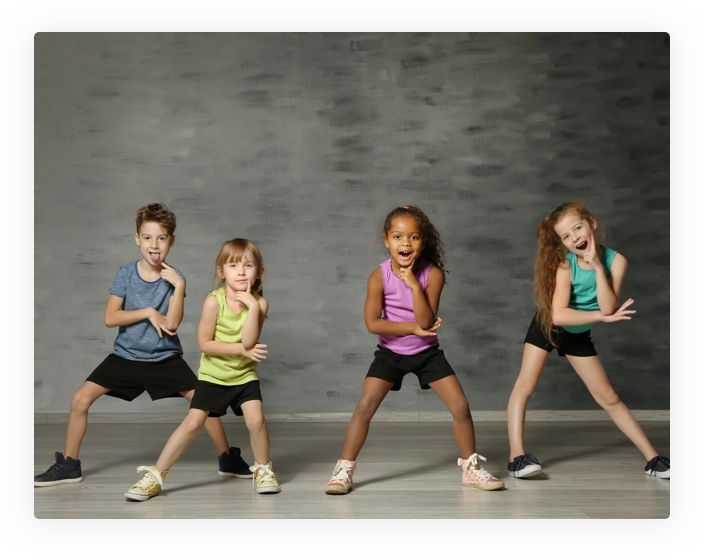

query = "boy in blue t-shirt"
[[35, 203, 253, 486]]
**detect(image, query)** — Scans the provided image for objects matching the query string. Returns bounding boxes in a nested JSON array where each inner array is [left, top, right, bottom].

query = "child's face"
[[134, 221, 174, 268], [218, 255, 259, 292], [554, 211, 596, 257], [384, 215, 423, 268]]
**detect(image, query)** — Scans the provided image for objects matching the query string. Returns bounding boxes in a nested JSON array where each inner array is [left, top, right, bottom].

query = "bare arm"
[[239, 296, 269, 350], [160, 262, 186, 330], [104, 294, 157, 328], [198, 295, 248, 356]]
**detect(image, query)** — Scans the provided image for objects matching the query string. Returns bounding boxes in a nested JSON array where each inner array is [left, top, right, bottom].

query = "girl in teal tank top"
[[506, 202, 670, 480], [125, 238, 282, 499]]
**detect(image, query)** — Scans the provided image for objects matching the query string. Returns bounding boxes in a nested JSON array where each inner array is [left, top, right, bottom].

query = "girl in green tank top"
[[506, 202, 669, 481]]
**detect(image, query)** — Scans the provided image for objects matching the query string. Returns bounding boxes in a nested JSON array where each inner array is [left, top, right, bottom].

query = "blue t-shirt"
[[109, 261, 185, 361], [562, 246, 618, 334]]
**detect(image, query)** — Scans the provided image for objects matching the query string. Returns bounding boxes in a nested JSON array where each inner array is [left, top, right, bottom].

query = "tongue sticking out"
[[149, 252, 160, 263]]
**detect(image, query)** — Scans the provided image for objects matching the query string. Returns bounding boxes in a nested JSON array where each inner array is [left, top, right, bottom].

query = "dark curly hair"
[[383, 205, 447, 274], [135, 202, 176, 236]]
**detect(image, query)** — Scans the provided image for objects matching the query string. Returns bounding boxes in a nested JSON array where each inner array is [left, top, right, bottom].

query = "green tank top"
[[562, 246, 618, 334], [198, 287, 259, 386]]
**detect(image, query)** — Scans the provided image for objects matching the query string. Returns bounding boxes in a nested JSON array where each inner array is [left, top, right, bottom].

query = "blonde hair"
[[534, 202, 605, 345], [214, 238, 264, 294]]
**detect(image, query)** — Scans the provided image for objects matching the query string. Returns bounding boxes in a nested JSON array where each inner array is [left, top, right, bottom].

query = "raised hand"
[[413, 316, 442, 337], [148, 308, 176, 337], [397, 261, 420, 291], [234, 279, 258, 309], [582, 231, 603, 270], [602, 298, 636, 323], [243, 343, 268, 362], [160, 262, 185, 289]]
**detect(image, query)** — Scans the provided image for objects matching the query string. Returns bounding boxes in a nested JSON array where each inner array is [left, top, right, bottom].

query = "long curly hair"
[[383, 205, 447, 274], [534, 202, 605, 345]]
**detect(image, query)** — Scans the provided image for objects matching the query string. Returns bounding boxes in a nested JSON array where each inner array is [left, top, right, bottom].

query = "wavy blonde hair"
[[534, 202, 605, 344]]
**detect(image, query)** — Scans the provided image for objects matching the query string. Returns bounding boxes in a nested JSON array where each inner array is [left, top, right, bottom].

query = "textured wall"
[[35, 33, 669, 413]]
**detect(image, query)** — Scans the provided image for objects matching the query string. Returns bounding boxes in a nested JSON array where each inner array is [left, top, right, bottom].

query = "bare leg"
[[566, 355, 658, 461], [507, 344, 550, 459], [340, 377, 395, 461], [64, 381, 110, 459], [429, 375, 475, 458], [154, 409, 209, 471], [180, 389, 229, 455], [240, 400, 269, 463]]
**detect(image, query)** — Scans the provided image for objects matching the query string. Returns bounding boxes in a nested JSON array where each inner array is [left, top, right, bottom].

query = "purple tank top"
[[377, 258, 439, 355]]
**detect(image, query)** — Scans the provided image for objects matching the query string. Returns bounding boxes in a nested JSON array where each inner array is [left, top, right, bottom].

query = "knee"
[[70, 391, 93, 414], [511, 380, 537, 401], [182, 414, 206, 435], [597, 389, 621, 409], [449, 398, 470, 421], [245, 414, 266, 434], [353, 396, 379, 421]]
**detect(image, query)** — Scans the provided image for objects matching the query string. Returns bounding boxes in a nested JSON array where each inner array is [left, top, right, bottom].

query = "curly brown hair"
[[383, 205, 447, 274], [135, 203, 176, 236]]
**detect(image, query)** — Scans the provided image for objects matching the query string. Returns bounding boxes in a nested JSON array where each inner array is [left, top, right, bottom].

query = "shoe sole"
[[256, 487, 281, 494], [34, 476, 84, 487], [462, 481, 505, 491], [218, 471, 253, 479], [124, 491, 160, 501], [645, 470, 670, 479], [508, 465, 543, 478], [324, 485, 351, 495]]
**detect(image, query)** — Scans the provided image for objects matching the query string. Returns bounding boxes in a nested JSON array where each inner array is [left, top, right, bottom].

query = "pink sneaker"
[[458, 453, 504, 491], [324, 459, 356, 495]]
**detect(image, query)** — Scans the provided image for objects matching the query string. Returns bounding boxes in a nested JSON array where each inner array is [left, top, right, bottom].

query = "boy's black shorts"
[[86, 353, 197, 401], [366, 345, 455, 391], [523, 314, 597, 357], [190, 379, 263, 417]]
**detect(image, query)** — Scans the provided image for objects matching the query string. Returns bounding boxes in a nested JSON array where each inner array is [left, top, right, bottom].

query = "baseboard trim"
[[34, 410, 670, 424]]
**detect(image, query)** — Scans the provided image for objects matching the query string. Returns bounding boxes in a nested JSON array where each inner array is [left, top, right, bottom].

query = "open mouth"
[[575, 241, 588, 251], [399, 250, 413, 261], [148, 252, 161, 263]]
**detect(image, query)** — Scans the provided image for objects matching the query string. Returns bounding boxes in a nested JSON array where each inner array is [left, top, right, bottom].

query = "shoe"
[[324, 459, 356, 495], [507, 453, 543, 478], [644, 455, 670, 479], [218, 446, 252, 478], [250, 461, 281, 494], [34, 452, 83, 487], [458, 453, 504, 491], [124, 466, 168, 501]]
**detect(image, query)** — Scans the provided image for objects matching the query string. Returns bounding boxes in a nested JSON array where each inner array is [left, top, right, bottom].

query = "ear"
[[216, 265, 224, 279], [383, 235, 390, 250], [169, 234, 175, 246], [590, 217, 598, 231], [134, 232, 140, 246]]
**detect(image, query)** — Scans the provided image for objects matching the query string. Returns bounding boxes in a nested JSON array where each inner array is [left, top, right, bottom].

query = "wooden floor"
[[34, 420, 670, 519]]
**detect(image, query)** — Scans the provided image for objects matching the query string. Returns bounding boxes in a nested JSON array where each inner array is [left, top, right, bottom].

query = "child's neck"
[[137, 259, 161, 281]]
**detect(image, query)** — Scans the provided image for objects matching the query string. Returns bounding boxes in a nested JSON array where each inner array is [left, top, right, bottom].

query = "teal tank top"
[[562, 246, 618, 334]]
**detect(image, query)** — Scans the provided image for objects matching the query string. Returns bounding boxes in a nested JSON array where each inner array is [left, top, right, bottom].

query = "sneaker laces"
[[250, 463, 277, 485], [133, 466, 163, 489], [458, 453, 495, 481], [330, 461, 354, 483]]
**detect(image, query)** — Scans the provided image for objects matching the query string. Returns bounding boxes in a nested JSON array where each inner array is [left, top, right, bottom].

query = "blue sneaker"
[[507, 453, 543, 478], [34, 452, 83, 487], [644, 455, 670, 479], [218, 446, 252, 478]]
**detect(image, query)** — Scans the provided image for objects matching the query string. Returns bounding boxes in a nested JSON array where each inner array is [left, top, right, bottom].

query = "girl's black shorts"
[[86, 353, 197, 401], [366, 345, 455, 391], [190, 379, 263, 417], [523, 314, 597, 357]]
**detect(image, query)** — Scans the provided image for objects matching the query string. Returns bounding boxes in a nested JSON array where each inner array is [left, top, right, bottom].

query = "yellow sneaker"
[[124, 465, 168, 501], [250, 461, 281, 494]]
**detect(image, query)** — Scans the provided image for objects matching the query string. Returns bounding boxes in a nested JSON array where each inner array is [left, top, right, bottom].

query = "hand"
[[582, 232, 603, 271], [234, 280, 258, 309], [160, 262, 185, 289], [242, 343, 268, 362], [413, 317, 442, 337], [147, 308, 176, 338], [602, 298, 636, 323], [397, 262, 420, 291]]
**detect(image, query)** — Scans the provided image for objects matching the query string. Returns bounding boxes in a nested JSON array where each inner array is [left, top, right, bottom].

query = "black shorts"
[[366, 345, 455, 391], [86, 353, 197, 401], [190, 379, 263, 417], [523, 314, 597, 357]]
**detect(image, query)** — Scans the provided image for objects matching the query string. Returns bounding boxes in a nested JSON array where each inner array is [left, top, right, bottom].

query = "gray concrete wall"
[[35, 33, 669, 413]]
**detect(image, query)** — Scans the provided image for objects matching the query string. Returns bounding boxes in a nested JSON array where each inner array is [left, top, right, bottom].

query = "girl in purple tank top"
[[324, 205, 503, 494]]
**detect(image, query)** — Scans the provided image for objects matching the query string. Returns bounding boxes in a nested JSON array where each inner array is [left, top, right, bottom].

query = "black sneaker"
[[218, 446, 252, 478], [507, 453, 543, 478], [644, 455, 670, 479], [34, 452, 83, 487]]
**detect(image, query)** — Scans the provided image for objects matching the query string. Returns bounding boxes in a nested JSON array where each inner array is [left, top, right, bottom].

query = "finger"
[[161, 324, 176, 336], [161, 261, 173, 270], [154, 325, 163, 338], [246, 280, 251, 293]]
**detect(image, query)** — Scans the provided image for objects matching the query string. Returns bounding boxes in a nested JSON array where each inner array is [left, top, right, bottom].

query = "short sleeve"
[[109, 265, 128, 298]]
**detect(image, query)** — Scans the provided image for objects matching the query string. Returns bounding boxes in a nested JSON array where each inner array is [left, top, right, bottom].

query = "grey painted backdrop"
[[35, 33, 669, 414]]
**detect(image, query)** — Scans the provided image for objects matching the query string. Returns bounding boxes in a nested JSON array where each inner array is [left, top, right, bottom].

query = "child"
[[506, 201, 670, 479], [34, 203, 251, 487], [324, 205, 504, 494], [125, 238, 279, 500]]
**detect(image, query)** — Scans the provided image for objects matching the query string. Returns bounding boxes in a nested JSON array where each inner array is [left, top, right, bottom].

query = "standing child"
[[324, 205, 504, 494], [125, 238, 279, 500], [34, 203, 251, 487], [506, 201, 670, 479]]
